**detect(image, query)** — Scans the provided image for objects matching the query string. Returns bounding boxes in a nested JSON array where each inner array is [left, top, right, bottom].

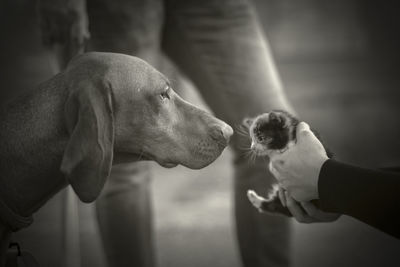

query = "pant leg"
[[162, 0, 293, 266], [86, 1, 164, 266], [96, 162, 155, 267]]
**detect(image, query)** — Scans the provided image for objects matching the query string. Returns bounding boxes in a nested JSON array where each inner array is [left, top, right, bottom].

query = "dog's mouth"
[[139, 151, 179, 168], [114, 151, 179, 168], [158, 162, 178, 168], [114, 151, 149, 162]]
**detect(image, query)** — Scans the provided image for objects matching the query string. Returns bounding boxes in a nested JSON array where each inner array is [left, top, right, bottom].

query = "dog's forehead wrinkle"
[[133, 71, 166, 95]]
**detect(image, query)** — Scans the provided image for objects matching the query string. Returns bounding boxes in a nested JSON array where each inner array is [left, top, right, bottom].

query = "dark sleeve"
[[318, 159, 400, 239]]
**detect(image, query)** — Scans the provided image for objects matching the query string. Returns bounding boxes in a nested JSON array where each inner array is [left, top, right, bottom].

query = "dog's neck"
[[0, 74, 70, 217]]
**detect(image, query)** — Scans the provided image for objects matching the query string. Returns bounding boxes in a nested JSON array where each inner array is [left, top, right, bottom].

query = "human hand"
[[287, 194, 341, 223], [38, 0, 90, 63], [281, 191, 340, 223], [269, 122, 329, 202]]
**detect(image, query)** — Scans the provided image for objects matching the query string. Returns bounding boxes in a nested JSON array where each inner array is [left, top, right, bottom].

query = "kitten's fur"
[[244, 110, 332, 216]]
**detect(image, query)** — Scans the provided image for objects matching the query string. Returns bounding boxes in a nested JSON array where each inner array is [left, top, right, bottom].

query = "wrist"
[[314, 157, 329, 199]]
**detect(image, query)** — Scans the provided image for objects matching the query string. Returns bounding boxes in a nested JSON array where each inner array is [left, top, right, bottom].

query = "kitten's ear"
[[242, 117, 253, 128], [269, 112, 281, 124]]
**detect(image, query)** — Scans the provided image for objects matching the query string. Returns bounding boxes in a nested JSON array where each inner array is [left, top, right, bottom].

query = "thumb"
[[296, 122, 327, 155], [296, 122, 317, 144], [296, 121, 311, 134]]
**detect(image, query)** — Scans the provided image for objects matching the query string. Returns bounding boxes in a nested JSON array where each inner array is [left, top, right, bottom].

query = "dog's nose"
[[221, 124, 233, 142], [211, 123, 233, 145]]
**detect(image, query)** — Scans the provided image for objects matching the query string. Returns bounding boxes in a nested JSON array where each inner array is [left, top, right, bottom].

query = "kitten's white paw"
[[247, 190, 266, 213]]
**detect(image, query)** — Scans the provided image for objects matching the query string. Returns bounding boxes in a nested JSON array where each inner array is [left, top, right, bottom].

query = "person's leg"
[[0, 226, 11, 266], [96, 162, 155, 267], [86, 0, 163, 266], [162, 0, 293, 266]]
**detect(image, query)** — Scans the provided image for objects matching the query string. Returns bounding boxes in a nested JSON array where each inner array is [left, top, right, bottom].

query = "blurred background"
[[2, 0, 400, 266]]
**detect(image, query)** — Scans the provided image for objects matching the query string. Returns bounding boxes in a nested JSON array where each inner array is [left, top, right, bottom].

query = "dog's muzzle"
[[210, 123, 233, 147]]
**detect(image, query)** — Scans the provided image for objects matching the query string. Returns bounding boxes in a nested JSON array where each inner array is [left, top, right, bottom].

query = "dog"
[[0, 52, 233, 263]]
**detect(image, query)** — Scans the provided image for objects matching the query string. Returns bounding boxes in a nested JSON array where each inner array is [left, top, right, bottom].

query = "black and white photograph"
[[1, 0, 400, 266]]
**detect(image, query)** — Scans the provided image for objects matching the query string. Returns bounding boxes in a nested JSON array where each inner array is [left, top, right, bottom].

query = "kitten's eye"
[[256, 134, 264, 142], [159, 85, 171, 100]]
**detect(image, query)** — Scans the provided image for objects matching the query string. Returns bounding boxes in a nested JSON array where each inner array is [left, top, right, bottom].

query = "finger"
[[269, 146, 289, 160], [267, 149, 281, 159], [285, 192, 312, 223], [279, 179, 291, 190], [278, 187, 286, 207], [296, 122, 310, 133], [296, 123, 325, 150], [270, 158, 285, 173], [296, 122, 314, 142], [301, 202, 341, 222], [300, 202, 318, 218]]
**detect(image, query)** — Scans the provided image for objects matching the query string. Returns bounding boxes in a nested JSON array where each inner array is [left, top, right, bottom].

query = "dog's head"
[[61, 52, 232, 202]]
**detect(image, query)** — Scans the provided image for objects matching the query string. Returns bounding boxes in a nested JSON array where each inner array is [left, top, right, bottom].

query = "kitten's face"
[[243, 111, 296, 156]]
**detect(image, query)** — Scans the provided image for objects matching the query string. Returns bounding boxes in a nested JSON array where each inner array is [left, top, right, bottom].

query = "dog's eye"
[[159, 86, 170, 100]]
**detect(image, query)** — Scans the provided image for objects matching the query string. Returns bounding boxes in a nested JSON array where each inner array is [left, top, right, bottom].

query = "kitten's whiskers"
[[234, 124, 251, 138]]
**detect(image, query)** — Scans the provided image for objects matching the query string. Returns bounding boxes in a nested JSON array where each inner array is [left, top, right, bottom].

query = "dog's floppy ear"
[[61, 81, 114, 203]]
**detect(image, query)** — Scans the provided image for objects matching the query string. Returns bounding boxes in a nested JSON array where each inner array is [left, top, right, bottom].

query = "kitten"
[[243, 110, 332, 216]]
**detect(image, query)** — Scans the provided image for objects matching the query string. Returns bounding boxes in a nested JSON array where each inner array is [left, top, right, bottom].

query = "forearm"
[[319, 159, 400, 239]]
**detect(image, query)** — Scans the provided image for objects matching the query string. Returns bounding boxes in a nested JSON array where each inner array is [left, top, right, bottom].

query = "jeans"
[[87, 0, 294, 266]]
